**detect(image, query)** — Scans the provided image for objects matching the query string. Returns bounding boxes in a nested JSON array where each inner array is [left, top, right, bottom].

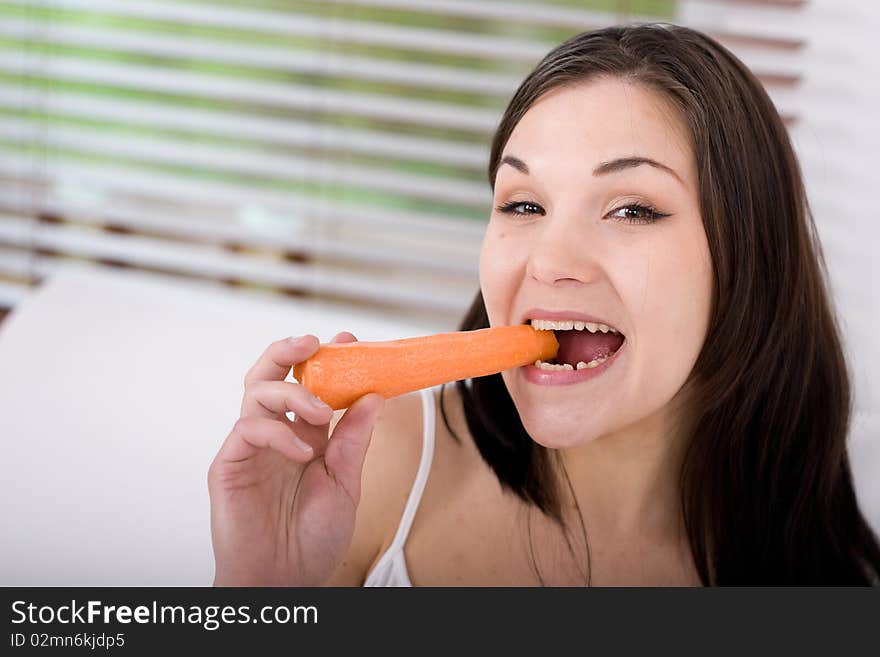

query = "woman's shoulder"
[[365, 384, 484, 524], [325, 385, 479, 584], [366, 383, 482, 492]]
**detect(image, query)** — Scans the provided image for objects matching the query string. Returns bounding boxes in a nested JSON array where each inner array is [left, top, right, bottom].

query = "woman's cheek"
[[655, 226, 713, 379], [478, 234, 500, 325], [631, 236, 710, 407], [479, 227, 522, 323]]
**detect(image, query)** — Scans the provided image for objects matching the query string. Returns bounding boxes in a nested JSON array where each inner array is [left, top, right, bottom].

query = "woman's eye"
[[494, 200, 544, 216], [606, 203, 671, 224], [494, 200, 670, 224]]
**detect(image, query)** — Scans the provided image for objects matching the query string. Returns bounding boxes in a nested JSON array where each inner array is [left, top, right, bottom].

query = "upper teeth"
[[530, 319, 619, 334]]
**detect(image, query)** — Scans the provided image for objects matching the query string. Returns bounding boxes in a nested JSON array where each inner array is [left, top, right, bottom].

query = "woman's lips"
[[521, 339, 626, 386]]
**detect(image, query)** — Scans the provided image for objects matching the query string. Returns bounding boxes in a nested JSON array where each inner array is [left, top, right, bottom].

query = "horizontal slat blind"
[[0, 0, 806, 327]]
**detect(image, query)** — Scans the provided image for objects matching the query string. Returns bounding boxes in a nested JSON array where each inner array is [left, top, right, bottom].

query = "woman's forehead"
[[501, 78, 694, 184]]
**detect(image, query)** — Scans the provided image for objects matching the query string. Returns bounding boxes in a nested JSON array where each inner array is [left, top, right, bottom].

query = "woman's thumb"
[[323, 392, 385, 504]]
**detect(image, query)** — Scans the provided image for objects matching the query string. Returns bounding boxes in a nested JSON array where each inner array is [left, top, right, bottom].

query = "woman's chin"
[[523, 420, 605, 450]]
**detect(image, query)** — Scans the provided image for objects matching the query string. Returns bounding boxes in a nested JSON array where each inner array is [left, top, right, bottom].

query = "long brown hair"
[[439, 23, 880, 585]]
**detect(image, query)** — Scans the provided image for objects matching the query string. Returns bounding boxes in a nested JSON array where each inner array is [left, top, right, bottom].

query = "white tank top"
[[363, 386, 436, 587]]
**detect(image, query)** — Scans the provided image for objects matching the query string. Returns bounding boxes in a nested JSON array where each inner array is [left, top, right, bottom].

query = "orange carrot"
[[292, 325, 559, 410]]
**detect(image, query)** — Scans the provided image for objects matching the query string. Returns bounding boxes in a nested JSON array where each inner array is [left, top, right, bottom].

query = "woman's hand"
[[208, 332, 385, 586]]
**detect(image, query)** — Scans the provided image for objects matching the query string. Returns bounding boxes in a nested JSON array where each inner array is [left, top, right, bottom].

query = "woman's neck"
[[557, 399, 691, 542]]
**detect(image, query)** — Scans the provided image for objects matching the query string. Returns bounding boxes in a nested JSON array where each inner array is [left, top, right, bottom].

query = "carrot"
[[291, 325, 559, 410]]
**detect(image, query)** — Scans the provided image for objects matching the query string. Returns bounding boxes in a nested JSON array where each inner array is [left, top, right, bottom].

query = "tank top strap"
[[384, 386, 436, 554]]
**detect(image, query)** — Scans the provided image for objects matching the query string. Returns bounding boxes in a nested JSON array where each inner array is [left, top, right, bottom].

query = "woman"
[[208, 24, 880, 585]]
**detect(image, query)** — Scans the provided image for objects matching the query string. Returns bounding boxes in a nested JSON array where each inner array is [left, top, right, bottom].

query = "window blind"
[[0, 0, 806, 327]]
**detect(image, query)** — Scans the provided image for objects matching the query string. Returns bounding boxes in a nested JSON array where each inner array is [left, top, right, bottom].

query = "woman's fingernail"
[[309, 395, 331, 411]]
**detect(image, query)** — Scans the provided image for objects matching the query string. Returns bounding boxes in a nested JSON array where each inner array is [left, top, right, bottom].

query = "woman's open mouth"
[[521, 318, 626, 386]]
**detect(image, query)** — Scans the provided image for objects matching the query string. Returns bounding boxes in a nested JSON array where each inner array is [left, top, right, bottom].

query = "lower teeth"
[[533, 356, 608, 371]]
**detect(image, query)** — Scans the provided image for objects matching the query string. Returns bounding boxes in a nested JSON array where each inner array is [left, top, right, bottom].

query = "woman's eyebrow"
[[594, 156, 685, 185], [499, 154, 684, 186], [499, 154, 530, 175]]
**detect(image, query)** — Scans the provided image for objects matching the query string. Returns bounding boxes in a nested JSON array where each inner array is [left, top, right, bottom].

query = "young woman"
[[208, 24, 880, 586]]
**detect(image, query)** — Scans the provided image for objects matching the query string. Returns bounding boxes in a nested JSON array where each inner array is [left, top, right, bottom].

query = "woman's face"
[[480, 77, 713, 449]]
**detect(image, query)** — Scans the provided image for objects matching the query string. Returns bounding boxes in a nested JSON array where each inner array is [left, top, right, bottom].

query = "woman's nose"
[[525, 215, 603, 287]]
